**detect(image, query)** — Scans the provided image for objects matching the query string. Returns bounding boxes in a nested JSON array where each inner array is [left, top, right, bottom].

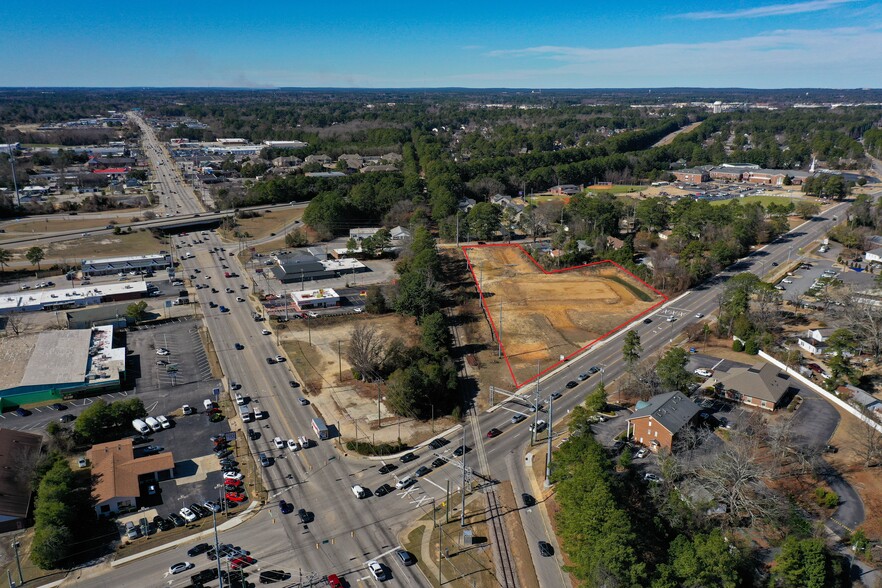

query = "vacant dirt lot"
[[462, 245, 664, 387]]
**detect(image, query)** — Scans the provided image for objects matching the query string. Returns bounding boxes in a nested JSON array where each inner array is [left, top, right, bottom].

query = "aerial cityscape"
[[1, 2, 882, 588]]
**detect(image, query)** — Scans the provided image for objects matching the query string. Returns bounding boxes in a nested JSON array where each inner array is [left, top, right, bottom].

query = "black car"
[[216, 449, 233, 459], [220, 460, 238, 469], [452, 445, 469, 457], [259, 570, 292, 584], [522, 493, 536, 507], [266, 357, 276, 365], [565, 381, 578, 388], [248, 429, 259, 441], [396, 549, 416, 566], [168, 512, 186, 527], [297, 508, 310, 524], [50, 403, 67, 411], [153, 515, 173, 531], [192, 569, 219, 584], [234, 343, 244, 350], [415, 466, 432, 477], [550, 392, 562, 400], [289, 380, 300, 388], [399, 452, 417, 463], [279, 500, 293, 514], [191, 503, 211, 518], [538, 541, 554, 557], [378, 464, 398, 475], [587, 366, 601, 374], [187, 543, 211, 557], [431, 457, 448, 468], [643, 317, 652, 324], [375, 484, 393, 497], [59, 414, 76, 423], [131, 435, 151, 445], [428, 437, 448, 450]]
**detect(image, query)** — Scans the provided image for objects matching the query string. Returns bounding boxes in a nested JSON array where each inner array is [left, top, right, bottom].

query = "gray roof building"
[[0, 429, 43, 531], [627, 391, 700, 436], [715, 362, 792, 410], [271, 253, 336, 284]]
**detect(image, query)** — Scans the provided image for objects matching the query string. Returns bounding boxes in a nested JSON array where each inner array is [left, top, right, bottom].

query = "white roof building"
[[291, 288, 341, 311]]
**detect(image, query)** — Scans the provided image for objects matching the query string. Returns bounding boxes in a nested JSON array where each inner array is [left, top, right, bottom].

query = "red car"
[[486, 428, 502, 438], [223, 478, 242, 487], [224, 272, 231, 278], [327, 574, 343, 588], [226, 492, 247, 503], [230, 555, 255, 570]]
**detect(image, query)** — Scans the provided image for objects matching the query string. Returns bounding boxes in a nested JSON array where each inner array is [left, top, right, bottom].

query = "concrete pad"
[[173, 454, 220, 486]]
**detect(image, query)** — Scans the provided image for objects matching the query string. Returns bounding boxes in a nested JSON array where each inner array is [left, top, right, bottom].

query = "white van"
[[144, 416, 162, 432], [156, 415, 171, 429], [239, 405, 253, 423], [203, 399, 214, 411], [132, 419, 150, 434]]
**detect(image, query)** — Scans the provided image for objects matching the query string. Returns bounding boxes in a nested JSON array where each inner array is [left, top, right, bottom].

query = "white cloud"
[[676, 0, 856, 20], [481, 26, 882, 87]]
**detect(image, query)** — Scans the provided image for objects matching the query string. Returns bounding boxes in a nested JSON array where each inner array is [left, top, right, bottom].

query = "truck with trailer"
[[311, 418, 329, 440]]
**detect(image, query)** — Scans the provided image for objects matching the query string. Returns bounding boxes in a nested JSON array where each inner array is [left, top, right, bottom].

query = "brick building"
[[626, 391, 700, 453]]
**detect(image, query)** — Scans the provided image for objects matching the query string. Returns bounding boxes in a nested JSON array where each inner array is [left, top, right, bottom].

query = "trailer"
[[311, 417, 329, 440]]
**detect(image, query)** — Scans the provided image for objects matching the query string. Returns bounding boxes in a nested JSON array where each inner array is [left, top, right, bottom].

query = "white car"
[[236, 297, 245, 302], [298, 435, 310, 448], [169, 562, 194, 575], [273, 437, 284, 449], [635, 448, 649, 459], [395, 476, 414, 490], [529, 420, 547, 433], [287, 439, 299, 452], [261, 329, 271, 335], [223, 471, 244, 480], [155, 348, 170, 356], [275, 355, 285, 362], [367, 560, 386, 581], [666, 316, 677, 322], [235, 394, 245, 406], [694, 368, 713, 378], [156, 415, 171, 429], [352, 484, 367, 498], [179, 507, 197, 522], [253, 408, 265, 420], [781, 279, 793, 284], [182, 404, 193, 415], [694, 312, 704, 318]]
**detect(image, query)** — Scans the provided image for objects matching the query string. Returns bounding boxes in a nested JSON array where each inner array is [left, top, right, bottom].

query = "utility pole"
[[12, 535, 22, 586], [545, 392, 553, 487], [455, 211, 460, 247], [338, 340, 342, 381], [532, 362, 540, 445], [460, 425, 467, 527], [7, 143, 20, 207], [212, 507, 224, 588], [377, 381, 382, 428], [498, 303, 503, 358]]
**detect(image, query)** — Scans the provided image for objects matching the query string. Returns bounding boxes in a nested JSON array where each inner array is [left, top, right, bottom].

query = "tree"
[[794, 200, 821, 219], [420, 311, 450, 355], [583, 381, 608, 414], [285, 229, 308, 248], [466, 202, 501, 241], [0, 247, 11, 273], [125, 300, 149, 322], [656, 347, 692, 391], [74, 398, 146, 444], [622, 329, 642, 369], [771, 537, 844, 588], [364, 286, 387, 314], [26, 246, 45, 270], [346, 324, 388, 380], [657, 530, 747, 588]]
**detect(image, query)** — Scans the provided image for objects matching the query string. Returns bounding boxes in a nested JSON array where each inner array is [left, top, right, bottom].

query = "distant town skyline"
[[2, 0, 880, 88]]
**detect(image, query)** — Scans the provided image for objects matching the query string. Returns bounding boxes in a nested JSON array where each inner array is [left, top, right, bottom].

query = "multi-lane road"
[[53, 116, 862, 586]]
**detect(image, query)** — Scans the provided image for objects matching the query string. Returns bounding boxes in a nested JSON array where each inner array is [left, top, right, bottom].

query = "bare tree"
[[346, 324, 388, 381], [5, 313, 30, 336], [849, 407, 882, 467], [833, 287, 882, 359]]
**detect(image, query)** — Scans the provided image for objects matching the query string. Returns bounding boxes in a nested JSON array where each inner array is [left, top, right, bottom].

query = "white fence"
[[758, 350, 882, 434]]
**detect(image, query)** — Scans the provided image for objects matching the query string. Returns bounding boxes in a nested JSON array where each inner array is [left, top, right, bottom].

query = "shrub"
[[732, 340, 744, 352], [744, 339, 759, 355], [345, 440, 408, 456]]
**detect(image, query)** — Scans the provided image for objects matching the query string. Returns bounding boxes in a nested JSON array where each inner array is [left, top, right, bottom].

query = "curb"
[[359, 425, 464, 461], [111, 499, 262, 568]]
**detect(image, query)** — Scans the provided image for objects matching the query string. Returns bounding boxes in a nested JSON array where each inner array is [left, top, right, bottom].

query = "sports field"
[[462, 244, 666, 387]]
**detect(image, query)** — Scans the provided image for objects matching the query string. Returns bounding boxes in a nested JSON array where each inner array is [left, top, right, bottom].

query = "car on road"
[[486, 428, 502, 438], [550, 392, 562, 401], [169, 562, 194, 575], [274, 355, 285, 362], [577, 372, 589, 381], [375, 483, 393, 497], [695, 312, 704, 318], [378, 463, 397, 475], [352, 485, 367, 499], [396, 476, 415, 490], [522, 493, 536, 507], [266, 357, 276, 364], [179, 507, 197, 523], [414, 466, 432, 477], [259, 570, 292, 584], [694, 368, 713, 378], [261, 329, 271, 335], [289, 380, 300, 388], [367, 560, 385, 581], [399, 452, 417, 463], [298, 397, 309, 405], [643, 317, 652, 324], [428, 437, 448, 450], [666, 315, 677, 322], [298, 508, 310, 524], [587, 366, 601, 375], [187, 543, 211, 557], [538, 541, 554, 557], [279, 500, 293, 514], [234, 342, 244, 350], [230, 555, 256, 570], [529, 420, 547, 433], [511, 414, 527, 424], [452, 445, 469, 457], [431, 457, 448, 468], [259, 453, 270, 467], [327, 574, 344, 588], [565, 380, 578, 389], [397, 549, 416, 566], [287, 439, 299, 452], [273, 437, 284, 449]]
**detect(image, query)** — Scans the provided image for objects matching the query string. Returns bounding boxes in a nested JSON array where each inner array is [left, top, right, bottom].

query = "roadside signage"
[[165, 300, 172, 308], [212, 387, 220, 398]]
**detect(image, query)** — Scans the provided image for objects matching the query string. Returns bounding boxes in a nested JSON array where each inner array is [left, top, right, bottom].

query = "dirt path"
[[652, 121, 703, 147]]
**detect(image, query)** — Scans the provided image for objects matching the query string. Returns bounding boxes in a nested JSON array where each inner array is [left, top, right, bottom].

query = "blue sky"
[[1, 0, 880, 88]]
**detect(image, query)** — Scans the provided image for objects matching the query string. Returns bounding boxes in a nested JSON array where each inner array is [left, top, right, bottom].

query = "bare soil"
[[463, 246, 663, 387]]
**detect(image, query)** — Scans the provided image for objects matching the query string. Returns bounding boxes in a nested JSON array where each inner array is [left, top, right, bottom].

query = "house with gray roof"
[[714, 362, 793, 411], [626, 391, 700, 453]]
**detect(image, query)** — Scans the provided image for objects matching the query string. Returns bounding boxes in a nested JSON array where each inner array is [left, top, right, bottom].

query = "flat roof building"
[[263, 140, 308, 149], [82, 253, 171, 276], [271, 253, 336, 284], [0, 325, 125, 405], [0, 281, 147, 314], [291, 288, 341, 311]]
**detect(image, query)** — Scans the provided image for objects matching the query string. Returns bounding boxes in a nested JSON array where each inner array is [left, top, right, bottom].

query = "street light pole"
[[498, 303, 503, 358]]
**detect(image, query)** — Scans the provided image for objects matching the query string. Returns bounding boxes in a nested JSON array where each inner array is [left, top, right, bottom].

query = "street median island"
[[462, 244, 666, 388]]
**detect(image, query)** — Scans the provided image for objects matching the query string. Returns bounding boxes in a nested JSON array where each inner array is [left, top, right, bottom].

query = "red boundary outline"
[[461, 243, 668, 389]]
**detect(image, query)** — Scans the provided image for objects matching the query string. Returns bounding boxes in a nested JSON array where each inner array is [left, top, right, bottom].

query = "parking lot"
[[123, 319, 244, 530]]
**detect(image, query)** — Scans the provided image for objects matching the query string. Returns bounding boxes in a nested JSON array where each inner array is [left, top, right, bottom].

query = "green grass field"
[[709, 195, 803, 207]]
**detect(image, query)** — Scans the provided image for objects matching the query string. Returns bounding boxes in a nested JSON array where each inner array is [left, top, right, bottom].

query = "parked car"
[[168, 512, 186, 527], [179, 507, 197, 523], [635, 448, 649, 459], [644, 473, 662, 483], [694, 368, 713, 378]]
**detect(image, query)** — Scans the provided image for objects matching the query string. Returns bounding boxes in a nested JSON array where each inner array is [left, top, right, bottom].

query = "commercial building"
[[291, 288, 341, 311], [672, 168, 711, 183], [714, 362, 793, 411], [88, 438, 174, 516], [0, 281, 147, 314], [0, 429, 43, 531], [626, 391, 700, 453], [82, 253, 172, 276], [66, 301, 133, 329], [0, 325, 126, 406], [263, 140, 308, 149], [270, 253, 337, 284]]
